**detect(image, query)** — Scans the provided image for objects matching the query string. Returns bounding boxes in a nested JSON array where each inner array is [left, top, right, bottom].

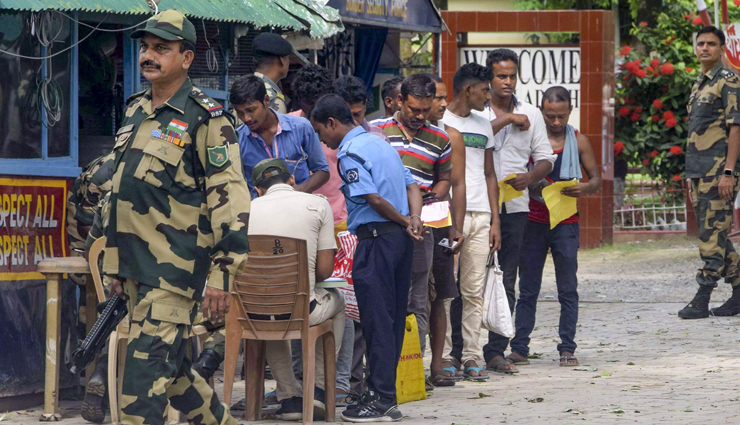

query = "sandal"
[[336, 394, 352, 407], [441, 359, 464, 381], [430, 371, 455, 387], [506, 352, 530, 366], [463, 364, 490, 381], [560, 354, 579, 367], [486, 359, 519, 374]]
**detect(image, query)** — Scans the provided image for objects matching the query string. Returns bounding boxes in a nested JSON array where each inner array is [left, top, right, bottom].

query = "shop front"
[[0, 0, 342, 402]]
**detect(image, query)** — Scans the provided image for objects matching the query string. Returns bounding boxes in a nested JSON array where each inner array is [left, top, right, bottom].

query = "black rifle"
[[69, 294, 128, 375]]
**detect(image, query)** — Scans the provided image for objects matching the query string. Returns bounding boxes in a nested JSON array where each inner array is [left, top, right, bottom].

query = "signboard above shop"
[[328, 0, 444, 33], [460, 45, 582, 129]]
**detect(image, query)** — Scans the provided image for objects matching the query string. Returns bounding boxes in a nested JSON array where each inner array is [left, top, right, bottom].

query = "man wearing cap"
[[248, 158, 344, 420], [310, 94, 423, 422], [253, 33, 292, 114], [104, 10, 249, 425]]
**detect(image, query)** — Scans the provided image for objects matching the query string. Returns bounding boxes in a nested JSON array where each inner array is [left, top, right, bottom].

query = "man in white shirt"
[[474, 49, 556, 374], [442, 63, 501, 380], [249, 158, 345, 421]]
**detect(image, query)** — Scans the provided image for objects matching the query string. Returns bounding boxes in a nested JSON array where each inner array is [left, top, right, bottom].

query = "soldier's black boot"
[[710, 285, 740, 316], [192, 348, 223, 381], [81, 361, 107, 423], [678, 286, 713, 319]]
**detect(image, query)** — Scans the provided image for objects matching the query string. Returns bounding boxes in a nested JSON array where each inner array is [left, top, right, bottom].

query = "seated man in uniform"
[[249, 158, 345, 421]]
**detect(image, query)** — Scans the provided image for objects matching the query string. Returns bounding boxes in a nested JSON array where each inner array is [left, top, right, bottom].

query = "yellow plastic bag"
[[395, 314, 427, 404]]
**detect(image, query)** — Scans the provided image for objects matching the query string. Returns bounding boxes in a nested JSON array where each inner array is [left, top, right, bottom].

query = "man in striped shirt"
[[371, 74, 452, 357]]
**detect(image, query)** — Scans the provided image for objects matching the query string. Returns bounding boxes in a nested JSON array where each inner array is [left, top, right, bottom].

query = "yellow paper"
[[498, 173, 524, 207], [425, 211, 452, 228], [542, 180, 579, 229]]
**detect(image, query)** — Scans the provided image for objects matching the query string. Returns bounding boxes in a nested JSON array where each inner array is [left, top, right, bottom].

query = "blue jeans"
[[510, 221, 580, 357], [336, 318, 355, 393]]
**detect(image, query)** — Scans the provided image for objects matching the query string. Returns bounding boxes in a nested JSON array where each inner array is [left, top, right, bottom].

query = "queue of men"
[[66, 9, 607, 424]]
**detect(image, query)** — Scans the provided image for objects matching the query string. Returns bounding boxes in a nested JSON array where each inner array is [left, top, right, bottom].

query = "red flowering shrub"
[[692, 17, 703, 25], [650, 150, 659, 158], [618, 106, 630, 116], [660, 62, 675, 75], [619, 45, 632, 56], [640, 21, 648, 27], [669, 145, 683, 155], [653, 99, 663, 109], [643, 159, 650, 166], [631, 112, 641, 122], [652, 115, 660, 122], [666, 118, 678, 128], [615, 141, 625, 156], [673, 174, 682, 181], [663, 110, 675, 120]]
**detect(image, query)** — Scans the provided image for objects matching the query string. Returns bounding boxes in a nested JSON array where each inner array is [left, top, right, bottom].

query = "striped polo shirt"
[[371, 112, 452, 194]]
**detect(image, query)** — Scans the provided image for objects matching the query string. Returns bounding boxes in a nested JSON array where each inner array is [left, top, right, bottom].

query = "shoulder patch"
[[345, 168, 360, 183], [208, 145, 229, 168], [126, 90, 146, 105], [189, 88, 223, 113]]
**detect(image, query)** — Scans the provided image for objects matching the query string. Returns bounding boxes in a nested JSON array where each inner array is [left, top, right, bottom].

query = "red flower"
[[673, 174, 682, 182], [652, 115, 660, 122], [650, 58, 660, 69], [653, 99, 663, 109], [665, 38, 673, 45], [634, 106, 643, 114], [650, 150, 659, 158], [646, 66, 655, 73], [684, 14, 692, 20], [640, 21, 648, 27], [735, 0, 740, 6], [660, 62, 675, 75], [626, 98, 635, 105], [636, 69, 647, 78], [625, 61, 639, 74], [661, 86, 669, 93], [663, 110, 675, 120], [614, 141, 625, 155], [618, 106, 630, 116], [693, 16, 703, 25], [642, 159, 649, 166], [685, 116, 689, 121], [619, 45, 631, 56], [686, 67, 693, 73], [669, 145, 683, 155], [666, 118, 678, 128], [631, 112, 641, 122]]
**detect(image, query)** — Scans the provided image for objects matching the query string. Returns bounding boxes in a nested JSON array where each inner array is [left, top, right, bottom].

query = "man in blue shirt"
[[230, 75, 329, 198], [310, 94, 423, 422]]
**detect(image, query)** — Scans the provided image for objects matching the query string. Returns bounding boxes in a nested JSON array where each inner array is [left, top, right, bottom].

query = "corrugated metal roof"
[[0, 0, 342, 38]]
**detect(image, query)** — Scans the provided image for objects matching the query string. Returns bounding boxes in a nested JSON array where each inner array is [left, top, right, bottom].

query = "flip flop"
[[506, 353, 530, 366], [560, 355, 579, 367], [487, 359, 519, 374], [430, 371, 455, 387], [443, 366, 464, 382], [463, 365, 490, 381]]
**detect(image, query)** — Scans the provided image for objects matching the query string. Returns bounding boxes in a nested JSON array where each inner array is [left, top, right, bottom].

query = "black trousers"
[[483, 208, 528, 362], [353, 227, 414, 403]]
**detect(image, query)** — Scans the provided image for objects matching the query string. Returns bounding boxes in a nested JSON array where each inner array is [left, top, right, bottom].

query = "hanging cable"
[[202, 20, 219, 74]]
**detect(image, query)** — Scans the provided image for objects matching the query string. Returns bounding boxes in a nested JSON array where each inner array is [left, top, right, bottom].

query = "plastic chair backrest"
[[232, 235, 310, 340], [88, 237, 107, 303]]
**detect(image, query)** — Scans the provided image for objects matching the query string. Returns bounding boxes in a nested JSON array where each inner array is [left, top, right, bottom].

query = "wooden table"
[[37, 257, 91, 421]]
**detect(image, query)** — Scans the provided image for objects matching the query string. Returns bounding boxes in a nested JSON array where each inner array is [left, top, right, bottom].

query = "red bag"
[[332, 231, 359, 321]]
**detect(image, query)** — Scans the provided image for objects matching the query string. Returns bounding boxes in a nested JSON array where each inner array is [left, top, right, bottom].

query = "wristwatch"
[[724, 169, 735, 176]]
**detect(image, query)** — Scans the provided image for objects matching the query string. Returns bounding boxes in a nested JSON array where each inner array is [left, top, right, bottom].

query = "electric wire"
[[202, 20, 219, 74]]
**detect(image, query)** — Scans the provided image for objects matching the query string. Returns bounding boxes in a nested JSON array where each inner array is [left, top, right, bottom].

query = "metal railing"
[[614, 177, 687, 231]]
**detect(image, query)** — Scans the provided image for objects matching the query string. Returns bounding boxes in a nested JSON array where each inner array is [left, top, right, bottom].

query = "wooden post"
[[41, 273, 63, 421]]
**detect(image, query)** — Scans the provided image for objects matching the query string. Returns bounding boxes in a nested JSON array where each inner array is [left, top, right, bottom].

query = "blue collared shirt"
[[237, 111, 329, 198], [337, 126, 415, 232]]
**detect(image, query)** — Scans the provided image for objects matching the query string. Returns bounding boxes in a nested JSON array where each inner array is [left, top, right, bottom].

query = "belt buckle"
[[372, 228, 378, 237]]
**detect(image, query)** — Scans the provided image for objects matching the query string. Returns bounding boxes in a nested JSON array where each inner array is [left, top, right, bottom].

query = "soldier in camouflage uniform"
[[253, 33, 292, 114], [679, 26, 740, 319], [102, 10, 250, 424], [67, 153, 116, 423]]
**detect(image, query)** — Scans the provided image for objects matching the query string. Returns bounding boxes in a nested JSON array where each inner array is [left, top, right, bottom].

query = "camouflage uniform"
[[254, 71, 287, 113], [104, 75, 249, 424], [687, 61, 740, 288]]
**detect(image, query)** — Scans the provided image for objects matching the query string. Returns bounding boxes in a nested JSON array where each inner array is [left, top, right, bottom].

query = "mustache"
[[140, 61, 161, 69]]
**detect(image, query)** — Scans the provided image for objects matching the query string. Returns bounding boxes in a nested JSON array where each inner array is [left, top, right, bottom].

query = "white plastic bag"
[[481, 251, 514, 337]]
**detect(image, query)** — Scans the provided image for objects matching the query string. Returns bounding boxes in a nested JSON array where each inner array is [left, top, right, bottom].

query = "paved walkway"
[[5, 240, 740, 424]]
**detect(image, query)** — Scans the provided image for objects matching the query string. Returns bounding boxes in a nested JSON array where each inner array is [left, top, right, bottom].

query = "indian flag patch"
[[167, 119, 188, 136]]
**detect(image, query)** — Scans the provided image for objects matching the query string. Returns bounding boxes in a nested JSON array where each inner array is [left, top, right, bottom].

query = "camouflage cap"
[[131, 9, 197, 44], [252, 158, 290, 187]]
